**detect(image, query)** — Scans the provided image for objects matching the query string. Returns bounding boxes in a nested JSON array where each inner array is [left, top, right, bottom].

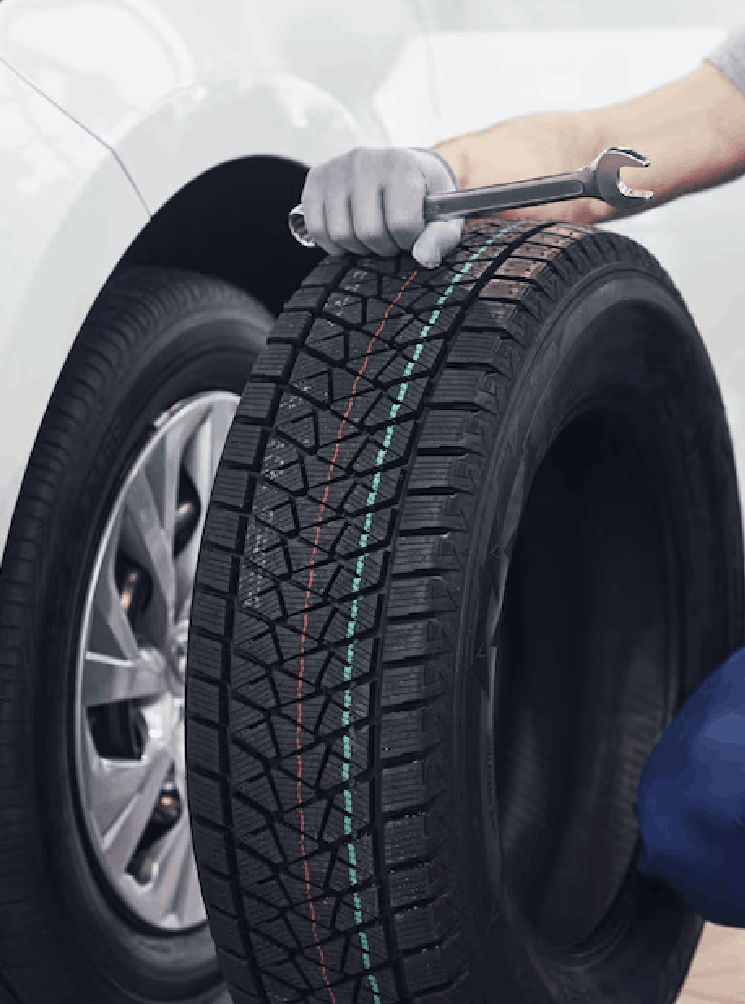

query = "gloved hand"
[[300, 146, 464, 268]]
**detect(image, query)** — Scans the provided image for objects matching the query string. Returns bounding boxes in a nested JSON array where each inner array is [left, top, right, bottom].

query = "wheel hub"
[[73, 391, 239, 932]]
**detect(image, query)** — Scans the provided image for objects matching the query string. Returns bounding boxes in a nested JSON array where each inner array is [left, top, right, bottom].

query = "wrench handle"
[[423, 172, 591, 223]]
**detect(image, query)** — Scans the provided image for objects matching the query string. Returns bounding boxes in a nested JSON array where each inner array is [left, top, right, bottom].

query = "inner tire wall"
[[186, 219, 743, 1004]]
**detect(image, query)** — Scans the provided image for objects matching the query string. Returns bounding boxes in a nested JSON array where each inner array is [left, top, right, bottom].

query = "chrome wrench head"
[[591, 146, 654, 210], [288, 204, 314, 246]]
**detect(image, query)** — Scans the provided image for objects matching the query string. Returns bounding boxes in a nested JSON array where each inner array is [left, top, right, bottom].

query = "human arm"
[[434, 53, 745, 227], [300, 28, 745, 264]]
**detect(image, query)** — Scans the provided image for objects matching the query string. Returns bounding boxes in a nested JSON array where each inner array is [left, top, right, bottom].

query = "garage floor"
[[677, 923, 745, 1002]]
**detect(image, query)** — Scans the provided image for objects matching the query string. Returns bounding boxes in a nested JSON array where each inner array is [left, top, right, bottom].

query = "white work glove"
[[300, 146, 464, 268]]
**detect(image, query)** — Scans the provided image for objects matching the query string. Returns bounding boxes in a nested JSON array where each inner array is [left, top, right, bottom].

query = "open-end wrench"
[[288, 146, 653, 248]]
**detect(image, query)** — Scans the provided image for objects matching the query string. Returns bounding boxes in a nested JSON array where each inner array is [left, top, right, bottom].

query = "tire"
[[185, 218, 744, 1004], [0, 266, 273, 1004]]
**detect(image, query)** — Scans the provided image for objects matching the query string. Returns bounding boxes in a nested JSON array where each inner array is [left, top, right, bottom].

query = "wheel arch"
[[118, 154, 326, 318], [0, 144, 327, 565]]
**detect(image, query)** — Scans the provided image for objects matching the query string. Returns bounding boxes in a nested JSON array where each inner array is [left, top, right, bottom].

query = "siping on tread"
[[186, 217, 680, 1004]]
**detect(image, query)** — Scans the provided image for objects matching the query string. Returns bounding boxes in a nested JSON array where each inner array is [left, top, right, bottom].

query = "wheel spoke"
[[175, 400, 237, 616], [98, 745, 173, 875], [144, 421, 186, 547], [163, 744, 206, 925], [182, 398, 238, 510], [209, 398, 237, 482], [121, 466, 176, 630], [81, 723, 160, 827], [147, 814, 196, 927], [82, 647, 166, 707], [148, 402, 217, 529], [184, 406, 216, 512], [175, 410, 214, 615], [177, 842, 206, 924], [89, 557, 141, 662]]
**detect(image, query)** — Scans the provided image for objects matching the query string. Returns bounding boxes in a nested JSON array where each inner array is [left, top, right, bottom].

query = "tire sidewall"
[[450, 266, 734, 1001], [28, 295, 265, 1000]]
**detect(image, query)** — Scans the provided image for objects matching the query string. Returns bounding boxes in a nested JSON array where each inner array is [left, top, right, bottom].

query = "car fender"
[[0, 61, 150, 564], [0, 0, 437, 213]]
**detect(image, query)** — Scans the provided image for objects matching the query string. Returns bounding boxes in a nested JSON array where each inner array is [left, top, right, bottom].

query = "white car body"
[[0, 0, 440, 561], [0, 1, 743, 563]]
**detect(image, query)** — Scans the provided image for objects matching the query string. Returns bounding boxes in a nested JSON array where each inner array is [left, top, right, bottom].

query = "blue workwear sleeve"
[[634, 644, 745, 928], [705, 25, 745, 99]]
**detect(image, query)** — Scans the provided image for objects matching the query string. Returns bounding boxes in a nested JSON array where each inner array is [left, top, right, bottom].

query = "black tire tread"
[[186, 220, 695, 1004]]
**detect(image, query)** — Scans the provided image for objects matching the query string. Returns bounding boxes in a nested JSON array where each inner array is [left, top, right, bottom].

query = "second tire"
[[186, 218, 744, 1004]]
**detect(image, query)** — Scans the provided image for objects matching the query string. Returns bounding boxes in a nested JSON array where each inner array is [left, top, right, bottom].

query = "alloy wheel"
[[73, 391, 238, 931]]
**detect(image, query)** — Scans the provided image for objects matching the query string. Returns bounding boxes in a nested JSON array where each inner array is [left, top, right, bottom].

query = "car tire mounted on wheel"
[[0, 266, 272, 1004]]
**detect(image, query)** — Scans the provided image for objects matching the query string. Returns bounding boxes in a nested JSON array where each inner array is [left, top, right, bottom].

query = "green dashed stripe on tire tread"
[[340, 228, 517, 1002]]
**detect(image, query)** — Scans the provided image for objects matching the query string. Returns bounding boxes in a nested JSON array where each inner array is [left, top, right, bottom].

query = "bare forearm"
[[593, 59, 745, 220], [433, 111, 598, 223], [434, 59, 745, 226]]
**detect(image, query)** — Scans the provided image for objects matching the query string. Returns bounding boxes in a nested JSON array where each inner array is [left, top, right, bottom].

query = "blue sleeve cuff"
[[633, 644, 745, 928]]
